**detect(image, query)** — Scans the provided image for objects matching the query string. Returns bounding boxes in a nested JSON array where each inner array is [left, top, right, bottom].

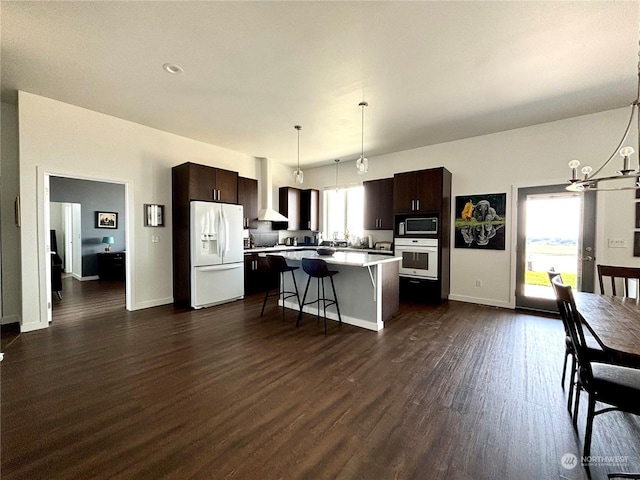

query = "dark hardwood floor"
[[2, 276, 639, 479]]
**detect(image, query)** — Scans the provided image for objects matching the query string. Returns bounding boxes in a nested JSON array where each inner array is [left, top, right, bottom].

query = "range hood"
[[257, 157, 288, 222]]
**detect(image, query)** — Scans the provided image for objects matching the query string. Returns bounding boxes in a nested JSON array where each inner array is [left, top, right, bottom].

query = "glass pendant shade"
[[356, 155, 368, 175], [293, 125, 303, 184], [356, 101, 369, 174]]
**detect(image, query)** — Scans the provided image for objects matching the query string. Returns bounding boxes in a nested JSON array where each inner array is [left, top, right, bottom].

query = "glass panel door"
[[515, 184, 596, 312]]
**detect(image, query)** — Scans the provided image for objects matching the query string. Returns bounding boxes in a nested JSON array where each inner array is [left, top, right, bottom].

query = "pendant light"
[[335, 159, 340, 191], [293, 125, 304, 184], [356, 101, 369, 175], [565, 31, 640, 191]]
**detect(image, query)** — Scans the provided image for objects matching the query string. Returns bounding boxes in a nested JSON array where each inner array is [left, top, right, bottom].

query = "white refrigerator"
[[190, 201, 245, 309]]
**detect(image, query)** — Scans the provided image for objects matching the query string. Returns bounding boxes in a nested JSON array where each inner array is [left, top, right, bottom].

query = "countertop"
[[265, 250, 401, 267], [245, 245, 394, 255]]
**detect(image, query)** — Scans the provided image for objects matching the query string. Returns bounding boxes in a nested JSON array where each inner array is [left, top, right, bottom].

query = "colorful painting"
[[455, 193, 506, 250]]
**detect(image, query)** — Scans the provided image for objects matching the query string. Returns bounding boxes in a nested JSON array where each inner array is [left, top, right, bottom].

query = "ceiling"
[[2, 1, 639, 168]]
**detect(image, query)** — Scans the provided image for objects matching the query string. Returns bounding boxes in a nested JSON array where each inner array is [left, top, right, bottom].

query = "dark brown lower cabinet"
[[244, 254, 278, 295], [97, 252, 126, 281]]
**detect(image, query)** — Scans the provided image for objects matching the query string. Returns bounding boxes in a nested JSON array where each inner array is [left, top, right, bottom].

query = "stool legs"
[[296, 275, 341, 334], [261, 270, 301, 320], [329, 275, 342, 325], [297, 276, 312, 328], [260, 286, 269, 317]]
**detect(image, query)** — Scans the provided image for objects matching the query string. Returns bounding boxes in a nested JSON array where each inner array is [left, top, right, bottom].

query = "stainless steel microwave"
[[404, 217, 438, 235]]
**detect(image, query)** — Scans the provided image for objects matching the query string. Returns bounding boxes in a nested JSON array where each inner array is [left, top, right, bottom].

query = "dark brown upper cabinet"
[[364, 178, 394, 230], [300, 189, 320, 231], [393, 167, 449, 214], [279, 187, 301, 231], [237, 176, 258, 229]]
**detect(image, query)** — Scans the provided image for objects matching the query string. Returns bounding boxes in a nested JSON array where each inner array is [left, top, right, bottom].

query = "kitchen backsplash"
[[249, 221, 279, 247]]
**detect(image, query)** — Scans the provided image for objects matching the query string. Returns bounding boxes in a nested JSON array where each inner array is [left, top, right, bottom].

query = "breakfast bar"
[[268, 250, 401, 331]]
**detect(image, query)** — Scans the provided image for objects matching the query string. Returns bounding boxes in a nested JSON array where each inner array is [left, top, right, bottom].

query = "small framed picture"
[[144, 204, 165, 227], [96, 211, 118, 229]]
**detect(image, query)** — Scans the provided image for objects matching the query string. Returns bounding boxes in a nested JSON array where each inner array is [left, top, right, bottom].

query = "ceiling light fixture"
[[162, 63, 184, 74], [356, 101, 369, 175], [294, 125, 304, 184], [566, 36, 640, 192]]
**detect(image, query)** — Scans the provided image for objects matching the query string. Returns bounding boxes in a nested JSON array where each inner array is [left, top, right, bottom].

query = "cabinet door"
[[279, 187, 300, 230], [300, 189, 319, 231], [363, 180, 379, 230], [188, 163, 217, 201], [393, 172, 417, 213], [215, 168, 238, 203], [365, 178, 394, 230], [238, 177, 258, 229], [378, 178, 394, 229], [416, 168, 443, 213]]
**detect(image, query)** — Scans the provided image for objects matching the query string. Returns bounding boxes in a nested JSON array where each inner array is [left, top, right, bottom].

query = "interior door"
[[515, 184, 596, 312]]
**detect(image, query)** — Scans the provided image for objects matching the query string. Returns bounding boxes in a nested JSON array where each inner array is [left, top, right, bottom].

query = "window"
[[323, 186, 364, 241]]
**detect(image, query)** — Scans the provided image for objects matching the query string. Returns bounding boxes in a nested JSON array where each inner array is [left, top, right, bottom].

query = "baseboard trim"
[[1, 315, 20, 326], [80, 275, 100, 281], [448, 294, 512, 309], [131, 297, 174, 311]]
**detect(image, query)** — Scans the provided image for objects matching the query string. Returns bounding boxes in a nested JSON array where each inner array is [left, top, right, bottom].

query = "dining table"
[[573, 291, 640, 369]]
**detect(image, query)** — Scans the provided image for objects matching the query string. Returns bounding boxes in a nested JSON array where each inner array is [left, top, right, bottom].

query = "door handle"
[[583, 256, 594, 262]]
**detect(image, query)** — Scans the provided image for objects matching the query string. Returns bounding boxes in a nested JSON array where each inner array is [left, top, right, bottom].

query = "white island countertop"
[[265, 250, 400, 267]]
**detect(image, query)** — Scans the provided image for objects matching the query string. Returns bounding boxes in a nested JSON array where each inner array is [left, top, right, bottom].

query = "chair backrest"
[[597, 264, 640, 297], [552, 276, 594, 383], [301, 258, 329, 277], [267, 255, 289, 272], [547, 269, 563, 296]]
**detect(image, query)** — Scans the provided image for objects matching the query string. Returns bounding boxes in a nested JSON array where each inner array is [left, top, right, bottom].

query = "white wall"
[[13, 91, 640, 329], [17, 91, 261, 332], [300, 107, 640, 308], [1, 102, 21, 324]]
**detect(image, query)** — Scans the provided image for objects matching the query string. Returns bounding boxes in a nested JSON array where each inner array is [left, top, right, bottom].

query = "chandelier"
[[566, 39, 640, 192], [356, 101, 369, 175], [293, 125, 303, 184]]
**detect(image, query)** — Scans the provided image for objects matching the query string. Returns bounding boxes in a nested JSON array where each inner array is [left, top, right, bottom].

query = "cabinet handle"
[[411, 200, 415, 211], [416, 199, 420, 211]]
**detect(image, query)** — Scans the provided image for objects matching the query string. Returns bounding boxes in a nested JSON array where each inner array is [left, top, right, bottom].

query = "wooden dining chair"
[[547, 270, 574, 406], [597, 264, 640, 298], [553, 276, 640, 479], [548, 270, 609, 417]]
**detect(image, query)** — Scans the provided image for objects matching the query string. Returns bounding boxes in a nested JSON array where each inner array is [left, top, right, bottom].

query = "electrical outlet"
[[475, 279, 482, 287], [608, 238, 627, 248], [152, 235, 159, 243]]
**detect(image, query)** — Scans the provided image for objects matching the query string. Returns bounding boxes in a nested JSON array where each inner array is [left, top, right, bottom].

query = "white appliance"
[[190, 201, 245, 308], [395, 238, 439, 279]]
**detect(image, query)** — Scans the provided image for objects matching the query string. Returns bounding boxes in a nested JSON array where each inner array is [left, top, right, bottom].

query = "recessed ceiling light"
[[162, 63, 184, 74]]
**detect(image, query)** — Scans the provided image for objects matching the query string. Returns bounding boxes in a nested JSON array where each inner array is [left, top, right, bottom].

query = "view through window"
[[525, 194, 580, 298], [323, 186, 364, 242]]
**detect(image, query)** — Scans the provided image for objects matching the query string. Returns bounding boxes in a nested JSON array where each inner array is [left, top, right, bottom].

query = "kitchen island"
[[267, 251, 401, 331]]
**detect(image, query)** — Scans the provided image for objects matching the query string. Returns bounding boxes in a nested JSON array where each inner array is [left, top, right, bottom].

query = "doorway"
[[46, 175, 128, 325], [515, 184, 596, 312]]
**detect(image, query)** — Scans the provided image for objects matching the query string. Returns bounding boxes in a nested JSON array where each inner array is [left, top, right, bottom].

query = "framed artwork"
[[144, 204, 165, 227], [454, 193, 506, 250], [634, 232, 640, 257], [96, 211, 118, 229]]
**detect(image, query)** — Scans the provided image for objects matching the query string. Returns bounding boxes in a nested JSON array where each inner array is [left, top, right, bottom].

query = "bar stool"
[[260, 255, 301, 321], [296, 258, 342, 334]]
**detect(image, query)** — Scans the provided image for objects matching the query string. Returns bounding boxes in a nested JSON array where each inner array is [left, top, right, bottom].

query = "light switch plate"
[[608, 238, 627, 248]]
